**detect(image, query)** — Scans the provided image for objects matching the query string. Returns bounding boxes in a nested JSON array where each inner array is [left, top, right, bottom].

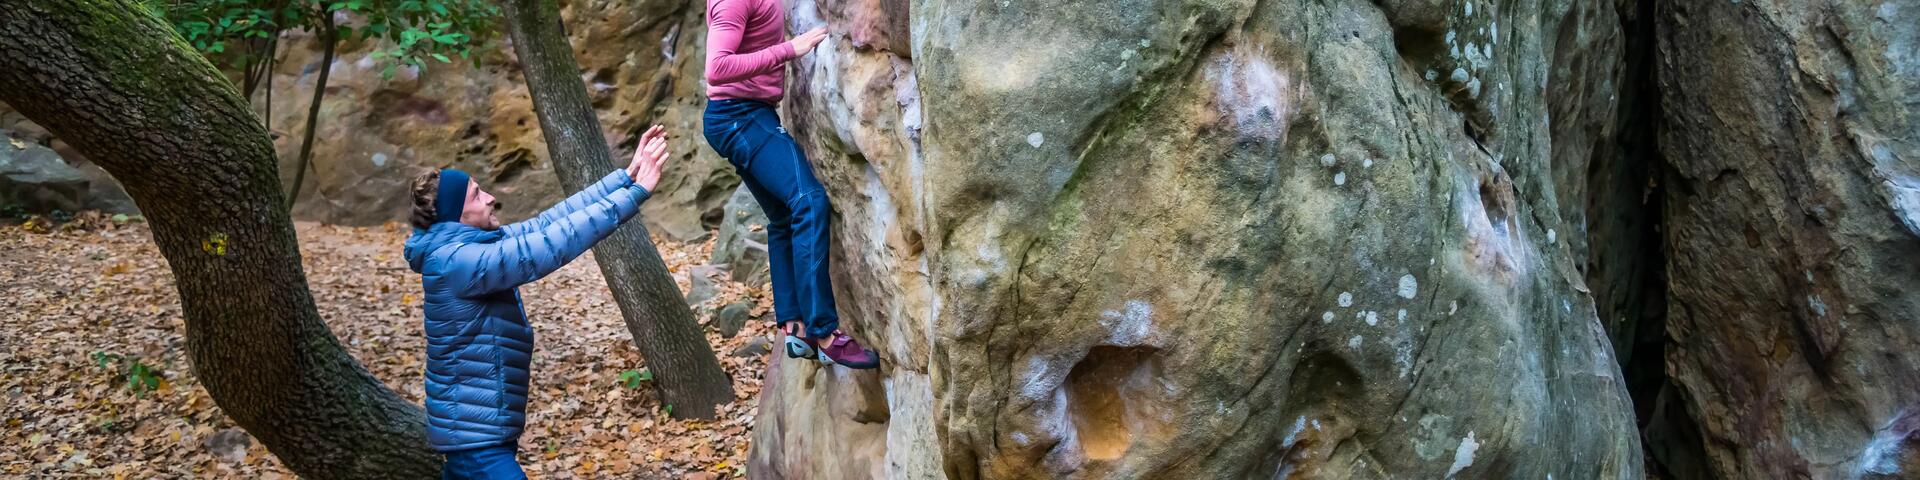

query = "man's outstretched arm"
[[444, 184, 650, 297], [443, 126, 674, 296], [501, 125, 669, 237]]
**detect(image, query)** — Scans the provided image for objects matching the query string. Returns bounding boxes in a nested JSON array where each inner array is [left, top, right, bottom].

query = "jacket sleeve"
[[705, 0, 797, 85], [442, 184, 652, 297], [500, 170, 634, 237]]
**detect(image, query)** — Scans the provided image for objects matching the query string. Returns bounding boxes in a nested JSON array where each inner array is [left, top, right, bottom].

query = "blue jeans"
[[702, 98, 840, 339], [441, 445, 525, 480]]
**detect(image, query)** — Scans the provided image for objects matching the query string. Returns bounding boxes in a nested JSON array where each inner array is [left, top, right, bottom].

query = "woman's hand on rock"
[[788, 27, 828, 56]]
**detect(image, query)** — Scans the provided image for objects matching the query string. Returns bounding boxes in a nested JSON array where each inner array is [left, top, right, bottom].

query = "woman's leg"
[[706, 101, 800, 332], [732, 110, 840, 339], [705, 101, 875, 368], [737, 173, 800, 330]]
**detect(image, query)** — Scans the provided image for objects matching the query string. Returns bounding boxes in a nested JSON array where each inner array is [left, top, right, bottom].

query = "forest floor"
[[1, 215, 775, 479]]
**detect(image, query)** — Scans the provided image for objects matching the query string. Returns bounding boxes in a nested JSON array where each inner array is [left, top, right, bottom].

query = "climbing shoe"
[[815, 330, 880, 370], [782, 321, 817, 360]]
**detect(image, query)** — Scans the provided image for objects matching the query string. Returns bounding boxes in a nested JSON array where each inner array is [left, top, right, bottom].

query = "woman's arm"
[[705, 0, 826, 85]]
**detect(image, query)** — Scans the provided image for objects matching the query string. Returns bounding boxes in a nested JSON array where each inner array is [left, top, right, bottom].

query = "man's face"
[[460, 180, 501, 230]]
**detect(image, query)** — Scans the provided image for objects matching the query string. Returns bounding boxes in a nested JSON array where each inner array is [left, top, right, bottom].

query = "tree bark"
[[498, 0, 735, 419], [0, 1, 437, 478], [287, 15, 335, 209]]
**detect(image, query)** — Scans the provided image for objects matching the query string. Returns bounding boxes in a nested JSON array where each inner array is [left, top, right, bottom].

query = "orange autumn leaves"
[[3, 218, 775, 478]]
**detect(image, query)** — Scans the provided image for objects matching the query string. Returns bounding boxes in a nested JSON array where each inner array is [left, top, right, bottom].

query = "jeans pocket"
[[746, 110, 790, 139], [702, 120, 747, 166]]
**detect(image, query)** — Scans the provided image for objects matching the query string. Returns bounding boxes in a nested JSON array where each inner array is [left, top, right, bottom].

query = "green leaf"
[[431, 53, 450, 63], [618, 369, 652, 389]]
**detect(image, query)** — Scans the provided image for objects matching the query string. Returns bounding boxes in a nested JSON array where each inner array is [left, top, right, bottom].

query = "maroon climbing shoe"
[[815, 330, 880, 370]]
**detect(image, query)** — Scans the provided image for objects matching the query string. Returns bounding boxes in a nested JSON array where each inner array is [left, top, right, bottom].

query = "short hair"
[[409, 170, 441, 230]]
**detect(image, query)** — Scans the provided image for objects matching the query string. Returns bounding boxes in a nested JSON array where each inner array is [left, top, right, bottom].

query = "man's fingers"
[[648, 139, 669, 168], [638, 125, 663, 147]]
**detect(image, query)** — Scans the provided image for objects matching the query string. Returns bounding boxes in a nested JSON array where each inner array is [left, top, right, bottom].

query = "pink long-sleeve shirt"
[[705, 0, 795, 102]]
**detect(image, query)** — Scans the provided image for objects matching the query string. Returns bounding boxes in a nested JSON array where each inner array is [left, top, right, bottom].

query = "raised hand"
[[787, 27, 828, 57], [628, 125, 671, 192]]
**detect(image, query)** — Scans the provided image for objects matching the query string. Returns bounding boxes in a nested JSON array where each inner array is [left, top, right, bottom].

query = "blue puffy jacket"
[[403, 170, 648, 452]]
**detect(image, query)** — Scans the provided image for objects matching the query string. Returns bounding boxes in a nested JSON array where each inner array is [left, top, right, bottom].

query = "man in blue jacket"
[[403, 126, 671, 479]]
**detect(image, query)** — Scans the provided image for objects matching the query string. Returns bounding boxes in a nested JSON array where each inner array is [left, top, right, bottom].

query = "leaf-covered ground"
[[1, 216, 775, 478]]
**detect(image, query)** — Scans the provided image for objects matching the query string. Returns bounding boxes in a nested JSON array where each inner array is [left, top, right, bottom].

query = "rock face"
[[0, 130, 89, 214], [712, 185, 773, 285], [0, 123, 136, 214], [751, 0, 1647, 478], [1652, 1, 1920, 478], [252, 0, 737, 239]]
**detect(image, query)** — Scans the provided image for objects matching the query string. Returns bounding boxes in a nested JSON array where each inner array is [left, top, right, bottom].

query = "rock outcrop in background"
[[0, 122, 135, 215], [254, 0, 741, 241], [0, 0, 741, 240]]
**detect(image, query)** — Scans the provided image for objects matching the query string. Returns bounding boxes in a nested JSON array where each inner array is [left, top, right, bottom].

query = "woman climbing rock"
[[700, 0, 880, 369]]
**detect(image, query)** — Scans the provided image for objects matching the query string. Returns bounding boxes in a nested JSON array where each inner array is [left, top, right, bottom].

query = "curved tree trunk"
[[0, 1, 437, 478], [498, 0, 735, 418]]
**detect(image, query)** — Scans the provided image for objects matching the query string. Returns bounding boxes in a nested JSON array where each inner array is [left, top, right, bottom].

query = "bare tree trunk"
[[264, 37, 277, 133], [287, 15, 335, 209], [0, 1, 437, 478], [498, 0, 735, 419], [242, 34, 275, 99]]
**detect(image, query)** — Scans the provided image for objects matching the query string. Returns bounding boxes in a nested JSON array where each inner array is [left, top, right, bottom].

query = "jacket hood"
[[404, 222, 503, 273]]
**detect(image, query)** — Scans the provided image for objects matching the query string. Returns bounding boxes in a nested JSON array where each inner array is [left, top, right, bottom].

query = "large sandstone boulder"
[[1651, 1, 1920, 478], [750, 0, 1646, 478]]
